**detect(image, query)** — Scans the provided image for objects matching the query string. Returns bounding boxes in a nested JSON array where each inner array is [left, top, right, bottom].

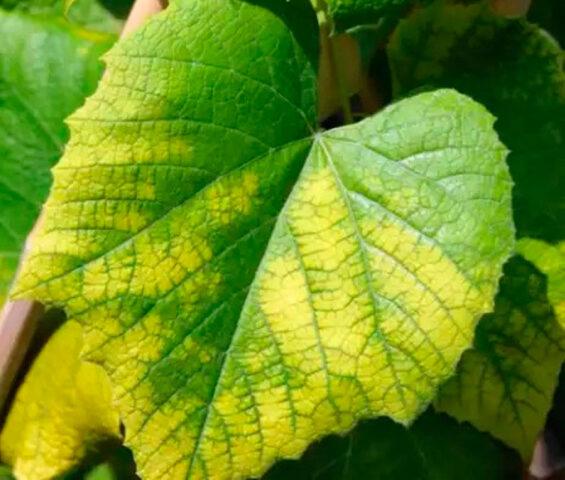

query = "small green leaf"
[[262, 409, 522, 480], [0, 321, 120, 480], [388, 1, 565, 242], [0, 11, 113, 304], [436, 256, 565, 458], [12, 0, 514, 477], [517, 239, 565, 327]]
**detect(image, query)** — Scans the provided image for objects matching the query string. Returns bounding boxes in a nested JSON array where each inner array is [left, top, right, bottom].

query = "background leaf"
[[388, 1, 565, 243], [262, 409, 522, 479], [0, 0, 121, 33], [0, 10, 113, 303], [518, 239, 565, 327], [0, 321, 120, 480], [0, 466, 13, 480], [436, 256, 565, 458]]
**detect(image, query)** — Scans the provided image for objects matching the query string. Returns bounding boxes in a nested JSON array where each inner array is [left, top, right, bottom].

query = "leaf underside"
[[13, 0, 514, 478]]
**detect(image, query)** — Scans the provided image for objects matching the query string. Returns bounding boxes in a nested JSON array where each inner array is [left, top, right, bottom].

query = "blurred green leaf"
[[0, 10, 113, 303], [0, 0, 121, 32]]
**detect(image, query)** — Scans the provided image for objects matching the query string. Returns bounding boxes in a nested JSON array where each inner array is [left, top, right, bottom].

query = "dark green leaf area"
[[262, 410, 522, 479]]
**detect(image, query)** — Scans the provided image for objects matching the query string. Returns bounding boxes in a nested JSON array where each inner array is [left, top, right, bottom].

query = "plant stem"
[[315, 0, 354, 124]]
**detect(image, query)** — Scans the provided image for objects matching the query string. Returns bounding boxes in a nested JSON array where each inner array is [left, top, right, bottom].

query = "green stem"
[[315, 0, 354, 124]]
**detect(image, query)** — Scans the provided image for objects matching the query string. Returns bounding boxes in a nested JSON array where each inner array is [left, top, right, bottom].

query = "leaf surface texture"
[[13, 0, 514, 478]]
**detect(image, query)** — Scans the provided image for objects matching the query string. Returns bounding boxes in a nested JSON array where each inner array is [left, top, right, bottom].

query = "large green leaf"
[[388, 1, 565, 242], [0, 11, 113, 303], [436, 256, 565, 458], [0, 321, 120, 480], [262, 409, 522, 479], [12, 0, 513, 477]]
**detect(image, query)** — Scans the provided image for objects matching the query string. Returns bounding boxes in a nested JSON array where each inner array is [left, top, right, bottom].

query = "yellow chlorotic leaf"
[[0, 321, 120, 480], [11, 0, 514, 477]]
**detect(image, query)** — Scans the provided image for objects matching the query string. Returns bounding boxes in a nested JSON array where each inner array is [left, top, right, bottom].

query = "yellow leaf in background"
[[0, 321, 120, 480]]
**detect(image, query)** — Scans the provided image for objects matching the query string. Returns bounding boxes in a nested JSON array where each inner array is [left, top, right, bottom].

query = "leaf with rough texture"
[[326, 0, 413, 31], [0, 321, 120, 480], [12, 0, 513, 477], [262, 409, 522, 479], [518, 239, 565, 328], [0, 11, 113, 303], [388, 1, 565, 242], [0, 0, 121, 33], [436, 256, 565, 458]]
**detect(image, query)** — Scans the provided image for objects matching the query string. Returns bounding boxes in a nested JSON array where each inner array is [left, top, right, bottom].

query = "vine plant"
[[0, 0, 563, 479]]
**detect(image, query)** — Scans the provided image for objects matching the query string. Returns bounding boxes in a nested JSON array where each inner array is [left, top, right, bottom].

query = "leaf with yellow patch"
[[517, 239, 565, 327], [11, 0, 514, 478], [0, 321, 120, 480], [436, 256, 565, 459]]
